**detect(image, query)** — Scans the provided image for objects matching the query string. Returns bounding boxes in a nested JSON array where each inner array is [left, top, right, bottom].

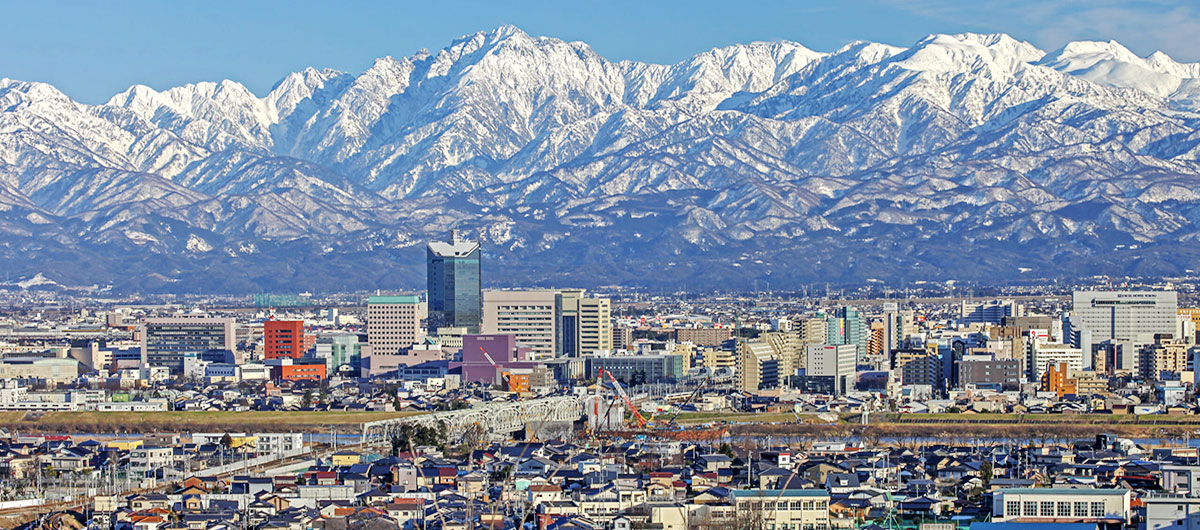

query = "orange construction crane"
[[600, 369, 649, 428]]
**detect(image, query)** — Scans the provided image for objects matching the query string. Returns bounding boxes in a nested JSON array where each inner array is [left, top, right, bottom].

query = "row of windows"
[[1006, 500, 1105, 518], [743, 500, 829, 511]]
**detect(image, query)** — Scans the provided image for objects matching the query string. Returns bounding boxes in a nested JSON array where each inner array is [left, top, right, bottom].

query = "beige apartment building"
[[699, 347, 735, 372], [674, 327, 731, 347], [366, 295, 423, 356], [737, 341, 778, 392], [1138, 339, 1189, 381]]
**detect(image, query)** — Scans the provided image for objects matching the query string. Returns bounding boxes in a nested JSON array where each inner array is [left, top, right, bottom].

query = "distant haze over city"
[[3, 25, 1200, 293]]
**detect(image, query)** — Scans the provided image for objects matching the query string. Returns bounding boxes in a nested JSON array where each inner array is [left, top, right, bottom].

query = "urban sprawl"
[[5, 232, 1200, 530]]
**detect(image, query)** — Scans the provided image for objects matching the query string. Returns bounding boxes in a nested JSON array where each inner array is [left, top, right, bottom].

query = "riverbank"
[[730, 414, 1200, 440], [0, 410, 426, 434]]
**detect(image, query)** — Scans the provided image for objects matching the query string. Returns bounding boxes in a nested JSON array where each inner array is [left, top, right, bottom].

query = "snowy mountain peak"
[[1038, 40, 1199, 104], [266, 67, 346, 115], [894, 33, 1043, 75], [0, 78, 77, 108]]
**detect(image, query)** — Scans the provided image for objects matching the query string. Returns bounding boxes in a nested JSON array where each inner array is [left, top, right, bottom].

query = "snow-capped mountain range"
[[3, 26, 1200, 292]]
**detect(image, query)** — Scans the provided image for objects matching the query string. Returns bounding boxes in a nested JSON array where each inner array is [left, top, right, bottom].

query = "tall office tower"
[[366, 295, 423, 356], [824, 306, 868, 358], [264, 320, 306, 360], [427, 229, 482, 333], [1069, 290, 1178, 370], [482, 290, 557, 360], [556, 289, 612, 357], [960, 300, 1021, 325], [140, 317, 236, 374], [805, 344, 858, 396]]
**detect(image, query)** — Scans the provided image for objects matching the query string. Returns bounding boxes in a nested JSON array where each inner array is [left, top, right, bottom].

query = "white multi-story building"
[[1030, 339, 1085, 380], [0, 379, 27, 406], [1070, 290, 1178, 369], [192, 432, 304, 456], [482, 290, 557, 360], [806, 343, 857, 396], [960, 299, 1021, 325], [993, 488, 1132, 524], [1144, 495, 1200, 530], [130, 446, 174, 477]]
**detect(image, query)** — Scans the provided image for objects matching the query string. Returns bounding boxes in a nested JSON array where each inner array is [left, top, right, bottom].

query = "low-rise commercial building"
[[993, 488, 1132, 524], [586, 354, 684, 384], [730, 489, 831, 530]]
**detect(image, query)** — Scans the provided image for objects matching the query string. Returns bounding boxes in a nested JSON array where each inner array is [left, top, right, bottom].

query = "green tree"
[[302, 389, 313, 408], [719, 442, 735, 458], [980, 460, 994, 487]]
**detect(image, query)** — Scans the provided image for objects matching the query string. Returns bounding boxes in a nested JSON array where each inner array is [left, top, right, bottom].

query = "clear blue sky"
[[2, 0, 1196, 104]]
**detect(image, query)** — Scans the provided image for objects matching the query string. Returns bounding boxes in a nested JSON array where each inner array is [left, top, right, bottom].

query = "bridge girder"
[[361, 396, 584, 445]]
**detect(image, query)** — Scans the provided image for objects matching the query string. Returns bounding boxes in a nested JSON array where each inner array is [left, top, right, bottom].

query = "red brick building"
[[264, 320, 306, 360]]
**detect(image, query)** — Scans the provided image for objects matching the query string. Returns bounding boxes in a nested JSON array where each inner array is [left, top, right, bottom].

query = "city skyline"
[[4, 3, 1200, 528]]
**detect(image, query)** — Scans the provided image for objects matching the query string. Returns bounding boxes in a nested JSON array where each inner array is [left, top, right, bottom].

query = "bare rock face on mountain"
[[2, 27, 1200, 292]]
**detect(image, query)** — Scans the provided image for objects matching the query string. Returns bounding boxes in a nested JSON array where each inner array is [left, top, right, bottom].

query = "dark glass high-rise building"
[[427, 229, 482, 333]]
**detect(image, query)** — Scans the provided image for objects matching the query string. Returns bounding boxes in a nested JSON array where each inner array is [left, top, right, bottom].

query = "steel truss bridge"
[[360, 396, 584, 445]]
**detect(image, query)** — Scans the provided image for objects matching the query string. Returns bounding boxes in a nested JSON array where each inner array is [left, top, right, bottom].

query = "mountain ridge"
[[3, 26, 1200, 293]]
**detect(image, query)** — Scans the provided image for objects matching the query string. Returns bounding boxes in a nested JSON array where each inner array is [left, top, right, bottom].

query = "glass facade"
[[427, 231, 482, 333]]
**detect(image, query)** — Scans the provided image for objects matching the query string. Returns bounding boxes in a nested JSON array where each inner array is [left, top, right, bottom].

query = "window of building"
[[1024, 502, 1037, 516], [1006, 501, 1020, 516], [1041, 502, 1055, 517], [1058, 502, 1071, 517], [1074, 502, 1088, 517], [1091, 502, 1105, 517]]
